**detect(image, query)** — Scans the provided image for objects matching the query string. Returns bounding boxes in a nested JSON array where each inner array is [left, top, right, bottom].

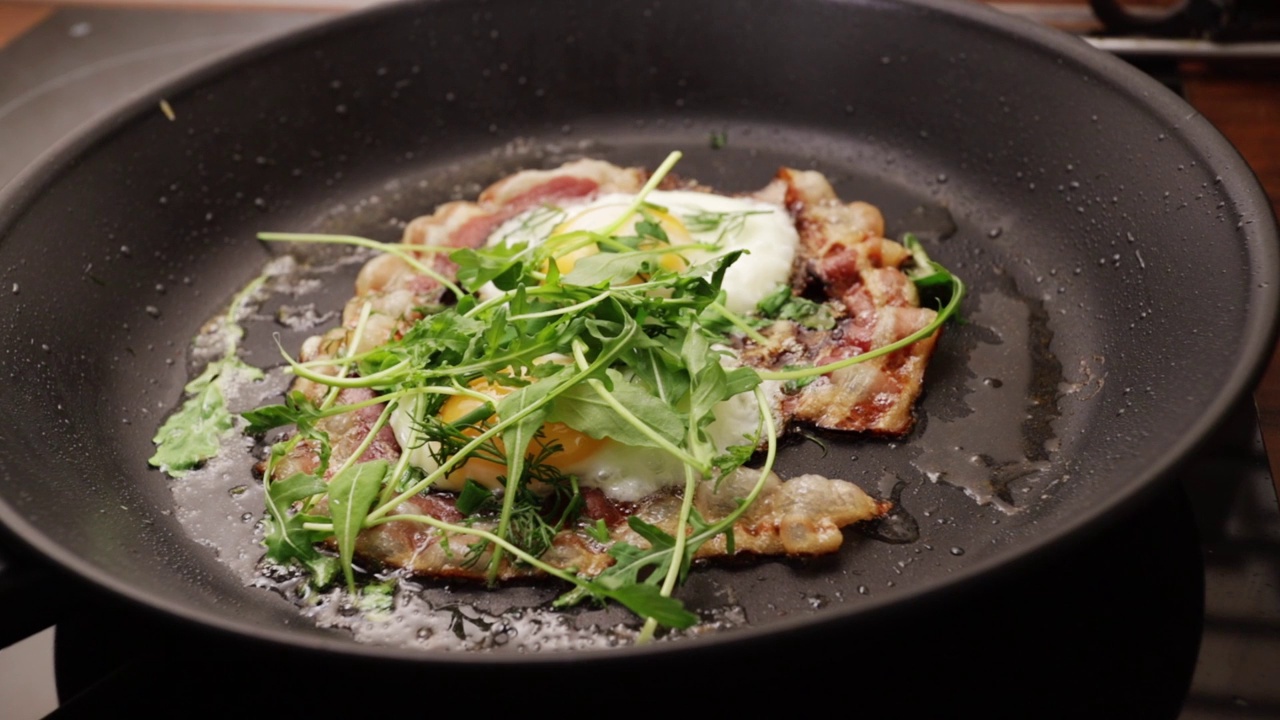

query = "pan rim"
[[0, 0, 1276, 663]]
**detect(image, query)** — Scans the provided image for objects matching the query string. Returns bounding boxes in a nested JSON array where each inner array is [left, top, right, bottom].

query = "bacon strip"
[[740, 169, 940, 435], [348, 468, 889, 580]]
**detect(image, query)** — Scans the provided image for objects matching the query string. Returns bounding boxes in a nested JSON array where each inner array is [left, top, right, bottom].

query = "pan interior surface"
[[0, 0, 1274, 660]]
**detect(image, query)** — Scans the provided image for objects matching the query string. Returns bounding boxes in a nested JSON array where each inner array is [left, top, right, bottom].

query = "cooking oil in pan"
[[911, 284, 1064, 513]]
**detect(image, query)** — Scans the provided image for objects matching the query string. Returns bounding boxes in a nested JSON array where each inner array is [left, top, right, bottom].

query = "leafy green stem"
[[282, 347, 412, 389], [570, 340, 708, 474], [365, 307, 640, 524], [508, 290, 611, 321], [707, 299, 769, 345], [322, 301, 372, 410], [637, 457, 699, 644], [259, 232, 465, 299], [598, 151, 682, 237], [757, 274, 965, 381], [328, 400, 397, 480]]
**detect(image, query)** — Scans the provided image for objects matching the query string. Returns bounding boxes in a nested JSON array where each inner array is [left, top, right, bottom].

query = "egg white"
[[485, 189, 799, 313], [391, 188, 798, 501]]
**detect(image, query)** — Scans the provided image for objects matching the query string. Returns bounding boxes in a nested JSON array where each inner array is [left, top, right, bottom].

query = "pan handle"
[[0, 538, 78, 650]]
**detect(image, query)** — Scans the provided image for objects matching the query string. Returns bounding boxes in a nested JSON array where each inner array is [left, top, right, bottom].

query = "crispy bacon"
[[269, 159, 939, 582], [347, 468, 889, 580], [740, 169, 940, 435]]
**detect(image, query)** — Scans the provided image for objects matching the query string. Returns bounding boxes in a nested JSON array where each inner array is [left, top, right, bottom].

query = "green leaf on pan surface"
[[303, 553, 339, 588], [356, 579, 397, 613], [604, 584, 697, 629], [327, 460, 389, 592], [546, 369, 685, 448], [149, 357, 262, 476], [149, 375, 231, 475]]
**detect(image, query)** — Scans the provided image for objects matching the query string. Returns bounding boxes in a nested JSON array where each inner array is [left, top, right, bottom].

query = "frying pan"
[[0, 0, 1276, 691]]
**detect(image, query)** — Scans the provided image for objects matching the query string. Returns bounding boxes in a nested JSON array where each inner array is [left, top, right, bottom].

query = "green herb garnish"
[[164, 151, 965, 639], [754, 284, 836, 330]]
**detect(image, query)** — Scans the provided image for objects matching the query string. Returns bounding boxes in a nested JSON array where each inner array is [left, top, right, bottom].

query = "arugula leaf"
[[268, 472, 328, 506], [263, 511, 337, 581], [681, 332, 741, 445], [711, 444, 755, 478], [451, 243, 526, 292], [562, 252, 654, 287], [621, 344, 688, 405], [604, 584, 698, 629], [634, 214, 669, 244], [242, 390, 324, 435], [261, 448, 340, 587], [326, 460, 389, 592], [754, 285, 835, 330], [547, 369, 685, 448], [625, 516, 678, 552], [902, 233, 953, 289]]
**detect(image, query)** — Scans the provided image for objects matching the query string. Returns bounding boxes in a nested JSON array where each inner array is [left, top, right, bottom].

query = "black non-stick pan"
[[0, 0, 1276, 687]]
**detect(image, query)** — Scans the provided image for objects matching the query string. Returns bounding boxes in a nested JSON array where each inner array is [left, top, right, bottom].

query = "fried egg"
[[390, 188, 798, 502], [388, 375, 767, 502], [486, 190, 799, 313]]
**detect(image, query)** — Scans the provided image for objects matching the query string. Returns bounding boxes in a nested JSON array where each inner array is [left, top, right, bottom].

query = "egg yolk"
[[544, 203, 692, 277], [438, 377, 607, 490]]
